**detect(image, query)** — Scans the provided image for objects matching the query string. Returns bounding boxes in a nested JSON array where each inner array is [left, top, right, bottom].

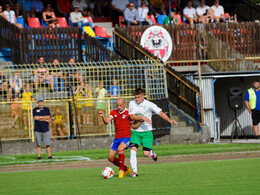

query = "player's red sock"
[[111, 157, 120, 167], [118, 150, 126, 171]]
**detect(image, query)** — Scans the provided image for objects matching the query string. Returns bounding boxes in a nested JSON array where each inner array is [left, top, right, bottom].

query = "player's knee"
[[108, 156, 114, 162], [143, 147, 150, 157]]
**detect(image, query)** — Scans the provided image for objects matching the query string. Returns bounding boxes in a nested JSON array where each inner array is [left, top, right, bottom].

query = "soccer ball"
[[102, 167, 114, 179]]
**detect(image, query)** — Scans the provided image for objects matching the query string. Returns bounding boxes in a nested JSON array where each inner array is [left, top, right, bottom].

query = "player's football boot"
[[151, 150, 158, 161], [118, 170, 124, 178], [131, 172, 138, 177], [124, 167, 131, 177]]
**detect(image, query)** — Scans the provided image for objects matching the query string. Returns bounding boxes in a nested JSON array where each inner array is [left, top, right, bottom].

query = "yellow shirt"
[[84, 88, 93, 107], [21, 91, 33, 110]]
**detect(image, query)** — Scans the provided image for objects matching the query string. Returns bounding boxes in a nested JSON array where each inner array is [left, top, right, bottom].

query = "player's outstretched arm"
[[98, 111, 113, 125], [130, 114, 151, 124], [158, 111, 177, 125]]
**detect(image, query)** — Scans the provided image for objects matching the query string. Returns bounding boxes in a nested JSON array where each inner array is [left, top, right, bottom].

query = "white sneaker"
[[131, 172, 138, 177]]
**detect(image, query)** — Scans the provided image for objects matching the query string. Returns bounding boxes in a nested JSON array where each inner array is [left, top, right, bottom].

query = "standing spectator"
[[66, 57, 83, 89], [8, 71, 23, 102], [108, 79, 121, 97], [42, 4, 60, 28], [4, 4, 22, 28], [110, 0, 129, 27], [57, 0, 72, 19], [137, 0, 153, 25], [82, 81, 93, 125], [196, 0, 213, 24], [183, 0, 197, 24], [33, 97, 52, 159], [211, 0, 224, 23], [21, 83, 33, 131], [74, 82, 85, 126], [0, 5, 7, 19], [33, 56, 54, 92], [70, 6, 94, 28], [0, 67, 8, 99], [11, 95, 20, 129], [122, 2, 140, 26], [129, 88, 177, 177], [245, 81, 260, 139], [72, 0, 87, 12], [52, 106, 67, 136], [96, 81, 107, 126], [31, 0, 44, 20], [50, 58, 65, 92]]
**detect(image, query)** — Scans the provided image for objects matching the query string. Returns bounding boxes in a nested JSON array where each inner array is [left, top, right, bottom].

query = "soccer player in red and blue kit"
[[99, 98, 140, 178]]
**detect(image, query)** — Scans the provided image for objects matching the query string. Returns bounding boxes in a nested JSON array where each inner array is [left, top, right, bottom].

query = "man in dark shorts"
[[245, 81, 260, 139], [33, 97, 52, 159]]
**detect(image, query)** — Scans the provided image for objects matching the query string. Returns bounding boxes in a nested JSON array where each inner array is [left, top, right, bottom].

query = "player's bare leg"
[[37, 146, 41, 159], [143, 148, 157, 161]]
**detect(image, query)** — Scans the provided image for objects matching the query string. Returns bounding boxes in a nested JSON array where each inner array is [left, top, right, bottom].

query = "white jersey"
[[129, 99, 162, 132]]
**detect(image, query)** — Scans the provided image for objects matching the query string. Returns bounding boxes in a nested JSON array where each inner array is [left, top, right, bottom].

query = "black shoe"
[[151, 149, 158, 161], [48, 156, 53, 159], [38, 156, 42, 159]]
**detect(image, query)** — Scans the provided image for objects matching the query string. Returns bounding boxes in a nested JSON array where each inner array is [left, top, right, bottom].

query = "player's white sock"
[[130, 150, 137, 174], [149, 149, 154, 157]]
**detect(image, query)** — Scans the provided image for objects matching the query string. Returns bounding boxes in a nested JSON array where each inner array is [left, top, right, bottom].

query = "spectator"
[[57, 0, 72, 19], [11, 95, 20, 129], [0, 67, 8, 99], [164, 9, 178, 24], [72, 0, 87, 12], [110, 0, 129, 27], [96, 81, 107, 126], [137, 0, 153, 25], [70, 6, 94, 28], [21, 83, 33, 131], [33, 97, 52, 159], [211, 0, 224, 23], [85, 0, 95, 17], [149, 0, 165, 14], [33, 56, 54, 92], [183, 0, 197, 24], [66, 58, 83, 89], [42, 4, 60, 28], [4, 4, 22, 28], [8, 71, 23, 102], [0, 5, 7, 19], [50, 58, 65, 92], [163, 0, 177, 14], [96, 0, 111, 17], [52, 106, 67, 136], [31, 0, 44, 20], [108, 79, 121, 97], [228, 12, 237, 23], [82, 81, 93, 125], [122, 2, 140, 26], [14, 2, 22, 18], [196, 0, 213, 24], [74, 82, 86, 126]]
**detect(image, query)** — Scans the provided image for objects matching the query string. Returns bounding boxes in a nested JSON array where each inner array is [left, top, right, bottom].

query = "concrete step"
[[171, 126, 194, 134], [171, 115, 180, 121], [175, 121, 187, 127]]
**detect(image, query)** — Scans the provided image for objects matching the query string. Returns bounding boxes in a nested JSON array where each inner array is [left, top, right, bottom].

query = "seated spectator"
[[33, 56, 54, 92], [0, 5, 7, 20], [66, 58, 83, 89], [211, 0, 224, 23], [138, 0, 153, 25], [4, 4, 22, 28], [8, 71, 23, 102], [122, 2, 140, 26], [228, 12, 237, 23], [0, 67, 8, 99], [57, 0, 72, 19], [183, 0, 197, 24], [110, 0, 129, 27], [14, 3, 23, 18], [196, 0, 213, 24], [70, 6, 94, 28], [164, 9, 178, 25], [50, 58, 65, 92], [21, 83, 33, 131], [72, 0, 87, 12], [108, 79, 121, 97], [31, 0, 44, 20], [42, 4, 60, 28]]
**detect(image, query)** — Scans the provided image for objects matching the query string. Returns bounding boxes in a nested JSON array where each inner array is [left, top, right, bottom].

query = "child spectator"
[[108, 79, 121, 97], [82, 81, 93, 125], [74, 82, 85, 127], [8, 71, 23, 102], [96, 81, 107, 126], [11, 95, 20, 129], [21, 83, 33, 131], [52, 106, 67, 136], [0, 67, 8, 99], [228, 12, 237, 23], [50, 58, 65, 92]]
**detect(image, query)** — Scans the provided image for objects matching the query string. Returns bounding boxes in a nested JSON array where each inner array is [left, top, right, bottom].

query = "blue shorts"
[[110, 137, 131, 152]]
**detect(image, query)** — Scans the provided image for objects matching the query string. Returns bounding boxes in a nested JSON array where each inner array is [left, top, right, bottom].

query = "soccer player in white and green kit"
[[129, 88, 177, 177]]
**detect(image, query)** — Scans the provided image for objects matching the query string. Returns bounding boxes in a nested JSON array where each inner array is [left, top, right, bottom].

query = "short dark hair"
[[133, 88, 144, 95]]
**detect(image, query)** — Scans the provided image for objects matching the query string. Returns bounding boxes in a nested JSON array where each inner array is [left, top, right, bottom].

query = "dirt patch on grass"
[[1, 151, 260, 173]]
